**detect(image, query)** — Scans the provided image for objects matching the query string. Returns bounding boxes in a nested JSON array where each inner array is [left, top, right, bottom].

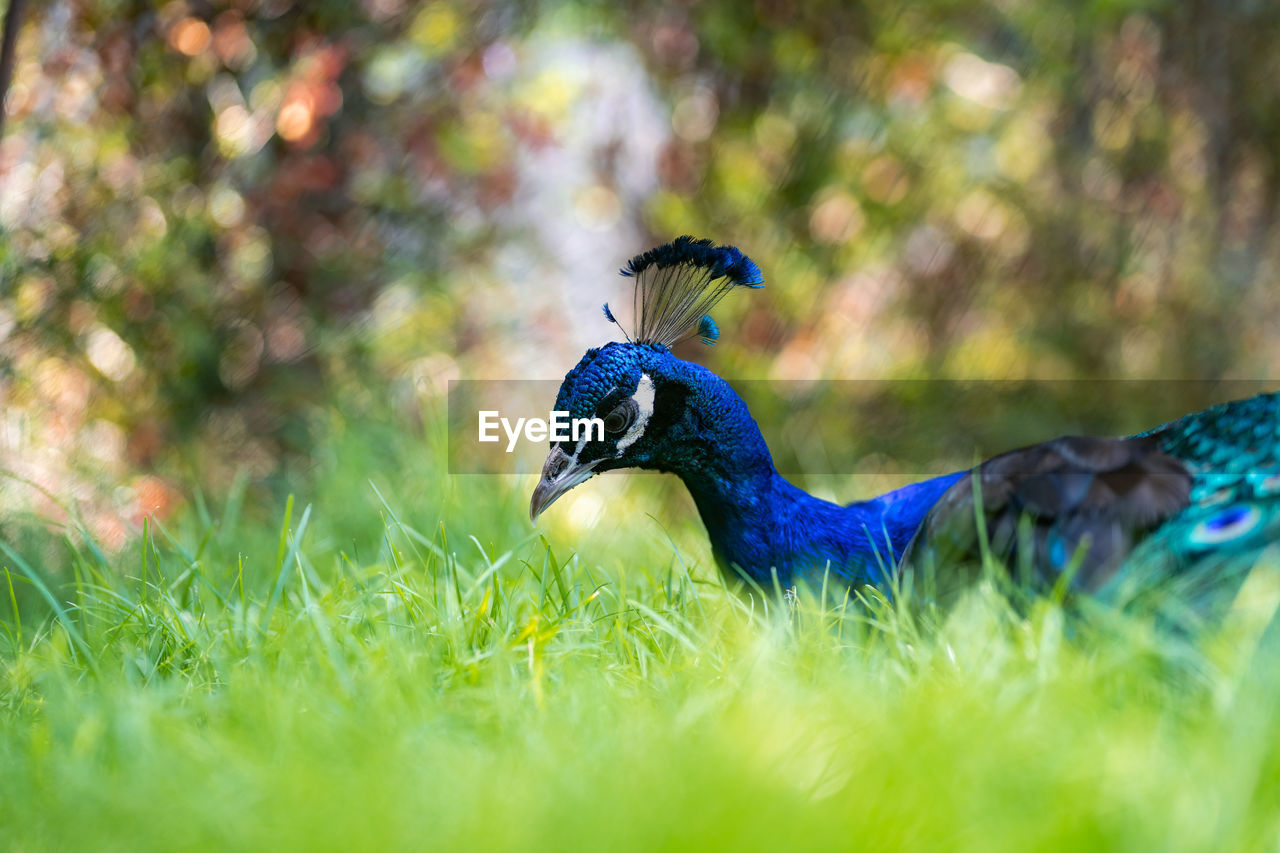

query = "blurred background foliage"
[[2, 0, 1280, 554]]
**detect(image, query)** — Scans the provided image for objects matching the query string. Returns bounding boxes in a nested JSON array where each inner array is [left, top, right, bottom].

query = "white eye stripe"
[[615, 373, 654, 455]]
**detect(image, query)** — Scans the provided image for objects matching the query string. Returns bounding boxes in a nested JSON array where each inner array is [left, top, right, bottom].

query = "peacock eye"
[[602, 400, 636, 435]]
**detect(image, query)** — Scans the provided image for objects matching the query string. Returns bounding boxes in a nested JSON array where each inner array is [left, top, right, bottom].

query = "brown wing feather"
[[902, 435, 1192, 591]]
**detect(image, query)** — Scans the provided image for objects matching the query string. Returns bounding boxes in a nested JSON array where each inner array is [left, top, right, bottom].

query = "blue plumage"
[[620, 235, 764, 286], [531, 237, 1280, 609], [697, 315, 719, 346], [532, 337, 961, 588]]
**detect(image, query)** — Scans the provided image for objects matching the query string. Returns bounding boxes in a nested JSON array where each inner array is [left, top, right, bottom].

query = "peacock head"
[[530, 237, 764, 522]]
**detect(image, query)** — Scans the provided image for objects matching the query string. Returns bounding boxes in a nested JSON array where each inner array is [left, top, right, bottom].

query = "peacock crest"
[[602, 236, 764, 348]]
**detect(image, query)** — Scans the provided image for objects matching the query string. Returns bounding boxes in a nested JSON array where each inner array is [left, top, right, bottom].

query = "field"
[[3, 424, 1280, 853]]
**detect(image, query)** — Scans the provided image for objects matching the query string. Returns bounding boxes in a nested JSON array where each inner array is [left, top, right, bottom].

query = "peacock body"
[[530, 237, 1280, 609]]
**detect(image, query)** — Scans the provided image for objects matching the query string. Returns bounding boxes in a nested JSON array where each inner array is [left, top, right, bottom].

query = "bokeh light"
[[2, 0, 1280, 547]]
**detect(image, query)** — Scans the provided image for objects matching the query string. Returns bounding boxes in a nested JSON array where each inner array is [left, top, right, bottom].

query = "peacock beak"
[[530, 445, 601, 524]]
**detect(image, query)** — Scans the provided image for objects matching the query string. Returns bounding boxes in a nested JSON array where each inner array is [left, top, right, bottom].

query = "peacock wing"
[[900, 435, 1192, 593]]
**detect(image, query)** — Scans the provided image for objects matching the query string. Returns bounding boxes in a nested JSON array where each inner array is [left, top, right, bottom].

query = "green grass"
[[4, 425, 1280, 851]]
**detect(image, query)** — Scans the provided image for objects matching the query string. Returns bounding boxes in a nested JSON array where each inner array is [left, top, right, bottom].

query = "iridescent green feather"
[[1111, 392, 1280, 612]]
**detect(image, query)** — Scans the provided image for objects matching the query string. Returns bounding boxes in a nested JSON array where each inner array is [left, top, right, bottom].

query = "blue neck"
[[679, 462, 963, 590], [654, 363, 964, 588]]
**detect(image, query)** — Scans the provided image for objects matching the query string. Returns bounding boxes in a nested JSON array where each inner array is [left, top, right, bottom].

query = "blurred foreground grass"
[[4, 419, 1280, 851]]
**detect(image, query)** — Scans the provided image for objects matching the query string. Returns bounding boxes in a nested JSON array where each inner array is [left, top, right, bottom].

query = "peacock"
[[529, 236, 1280, 610]]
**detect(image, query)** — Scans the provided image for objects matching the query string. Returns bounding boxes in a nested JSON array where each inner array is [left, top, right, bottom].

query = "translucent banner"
[[447, 379, 1275, 475]]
